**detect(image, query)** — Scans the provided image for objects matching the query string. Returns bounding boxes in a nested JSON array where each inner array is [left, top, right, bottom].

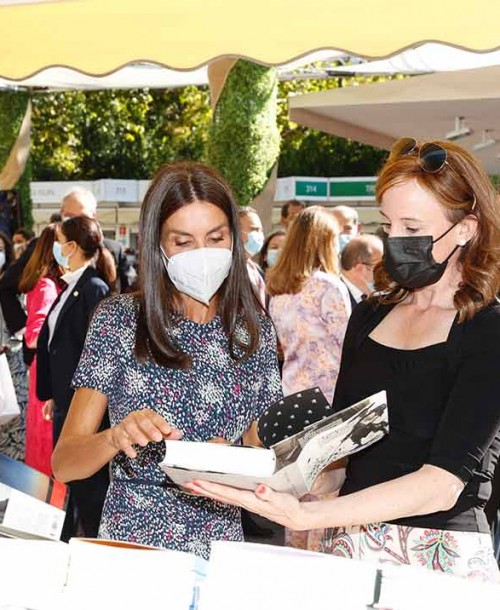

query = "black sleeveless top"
[[332, 298, 500, 533]]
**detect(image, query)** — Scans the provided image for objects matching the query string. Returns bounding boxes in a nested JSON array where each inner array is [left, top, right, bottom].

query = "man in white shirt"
[[340, 234, 383, 309]]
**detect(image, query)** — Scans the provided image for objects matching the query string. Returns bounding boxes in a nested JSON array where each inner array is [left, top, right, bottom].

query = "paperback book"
[[161, 389, 388, 497], [0, 452, 69, 540]]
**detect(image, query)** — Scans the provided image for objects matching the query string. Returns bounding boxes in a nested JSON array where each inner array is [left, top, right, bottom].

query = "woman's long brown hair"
[[19, 224, 63, 293], [266, 206, 340, 296], [135, 161, 264, 369]]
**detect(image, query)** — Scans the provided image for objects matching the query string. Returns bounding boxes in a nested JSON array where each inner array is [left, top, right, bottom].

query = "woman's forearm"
[[52, 429, 118, 482], [301, 464, 463, 530]]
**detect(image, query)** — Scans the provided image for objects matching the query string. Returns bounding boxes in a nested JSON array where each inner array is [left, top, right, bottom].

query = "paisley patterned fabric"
[[320, 522, 499, 582]]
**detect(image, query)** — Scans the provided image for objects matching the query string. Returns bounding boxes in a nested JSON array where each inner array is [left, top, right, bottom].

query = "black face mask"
[[383, 223, 461, 290]]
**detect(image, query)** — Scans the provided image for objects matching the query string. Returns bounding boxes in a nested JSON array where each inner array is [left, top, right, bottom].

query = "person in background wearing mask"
[[19, 225, 63, 476], [189, 139, 500, 582], [12, 228, 35, 261], [37, 216, 114, 540], [0, 231, 28, 463], [258, 229, 286, 279], [51, 162, 282, 558], [0, 188, 127, 351], [60, 188, 128, 293], [340, 235, 383, 309], [239, 206, 266, 306], [331, 205, 359, 252], [280, 200, 305, 230]]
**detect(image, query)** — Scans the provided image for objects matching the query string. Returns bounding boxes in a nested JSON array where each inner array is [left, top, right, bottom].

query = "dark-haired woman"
[[20, 224, 63, 476], [51, 162, 282, 559], [258, 229, 286, 278], [37, 216, 114, 538], [187, 140, 500, 581]]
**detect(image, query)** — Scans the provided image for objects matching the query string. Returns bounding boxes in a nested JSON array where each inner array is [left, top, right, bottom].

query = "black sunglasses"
[[389, 137, 476, 210], [389, 137, 455, 173]]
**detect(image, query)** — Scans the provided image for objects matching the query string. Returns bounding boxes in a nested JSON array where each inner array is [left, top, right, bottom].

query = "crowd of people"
[[0, 188, 131, 539], [1, 139, 500, 583]]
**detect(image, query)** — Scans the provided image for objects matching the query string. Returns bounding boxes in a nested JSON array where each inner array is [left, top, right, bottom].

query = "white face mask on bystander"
[[160, 247, 232, 306]]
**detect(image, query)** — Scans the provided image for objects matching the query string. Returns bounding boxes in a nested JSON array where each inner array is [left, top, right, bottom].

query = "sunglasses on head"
[[389, 137, 454, 173], [389, 137, 477, 211]]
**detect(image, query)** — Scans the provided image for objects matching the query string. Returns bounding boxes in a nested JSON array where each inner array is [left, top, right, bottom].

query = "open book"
[[0, 537, 205, 610], [160, 390, 388, 497]]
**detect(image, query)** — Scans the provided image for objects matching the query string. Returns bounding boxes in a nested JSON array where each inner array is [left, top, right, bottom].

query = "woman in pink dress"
[[266, 206, 351, 550], [20, 225, 63, 476]]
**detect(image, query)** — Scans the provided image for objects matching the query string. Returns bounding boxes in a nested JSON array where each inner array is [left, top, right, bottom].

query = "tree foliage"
[[0, 91, 33, 228], [207, 60, 280, 206], [31, 86, 211, 181], [277, 72, 398, 177], [30, 68, 401, 185]]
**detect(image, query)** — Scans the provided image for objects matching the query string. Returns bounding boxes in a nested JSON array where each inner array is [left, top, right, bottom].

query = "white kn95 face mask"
[[160, 247, 232, 306]]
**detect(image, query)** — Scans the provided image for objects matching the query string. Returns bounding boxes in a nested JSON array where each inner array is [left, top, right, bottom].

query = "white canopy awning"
[[330, 43, 500, 75], [289, 64, 500, 174]]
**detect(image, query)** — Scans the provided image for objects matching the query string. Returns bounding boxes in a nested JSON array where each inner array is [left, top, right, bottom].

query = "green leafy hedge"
[[207, 60, 280, 206]]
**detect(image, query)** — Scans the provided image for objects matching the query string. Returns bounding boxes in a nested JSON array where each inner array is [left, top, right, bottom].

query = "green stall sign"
[[329, 180, 376, 199], [295, 180, 328, 198]]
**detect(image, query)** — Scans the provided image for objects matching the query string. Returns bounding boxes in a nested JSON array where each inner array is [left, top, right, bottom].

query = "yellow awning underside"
[[1, 0, 500, 79]]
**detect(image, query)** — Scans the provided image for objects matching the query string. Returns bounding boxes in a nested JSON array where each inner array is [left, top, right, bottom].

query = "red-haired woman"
[[188, 140, 500, 581]]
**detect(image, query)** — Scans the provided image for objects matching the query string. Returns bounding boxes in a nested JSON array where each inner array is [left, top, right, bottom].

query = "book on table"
[[0, 452, 69, 540], [0, 537, 205, 610], [160, 389, 388, 497]]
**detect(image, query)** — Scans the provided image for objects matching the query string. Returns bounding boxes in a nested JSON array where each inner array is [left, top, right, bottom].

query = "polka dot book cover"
[[161, 388, 388, 497]]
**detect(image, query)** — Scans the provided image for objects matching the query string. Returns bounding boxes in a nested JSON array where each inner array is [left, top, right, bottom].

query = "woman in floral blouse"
[[267, 205, 351, 406], [266, 205, 351, 550]]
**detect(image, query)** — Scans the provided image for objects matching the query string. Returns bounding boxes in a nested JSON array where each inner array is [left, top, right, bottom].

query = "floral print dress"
[[269, 270, 351, 405], [72, 294, 282, 560], [269, 270, 350, 551]]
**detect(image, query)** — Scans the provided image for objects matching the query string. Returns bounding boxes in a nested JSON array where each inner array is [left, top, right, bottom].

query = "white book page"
[[161, 441, 276, 477], [199, 541, 377, 610], [63, 538, 205, 609], [0, 483, 65, 540], [296, 391, 388, 487], [0, 539, 69, 610]]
